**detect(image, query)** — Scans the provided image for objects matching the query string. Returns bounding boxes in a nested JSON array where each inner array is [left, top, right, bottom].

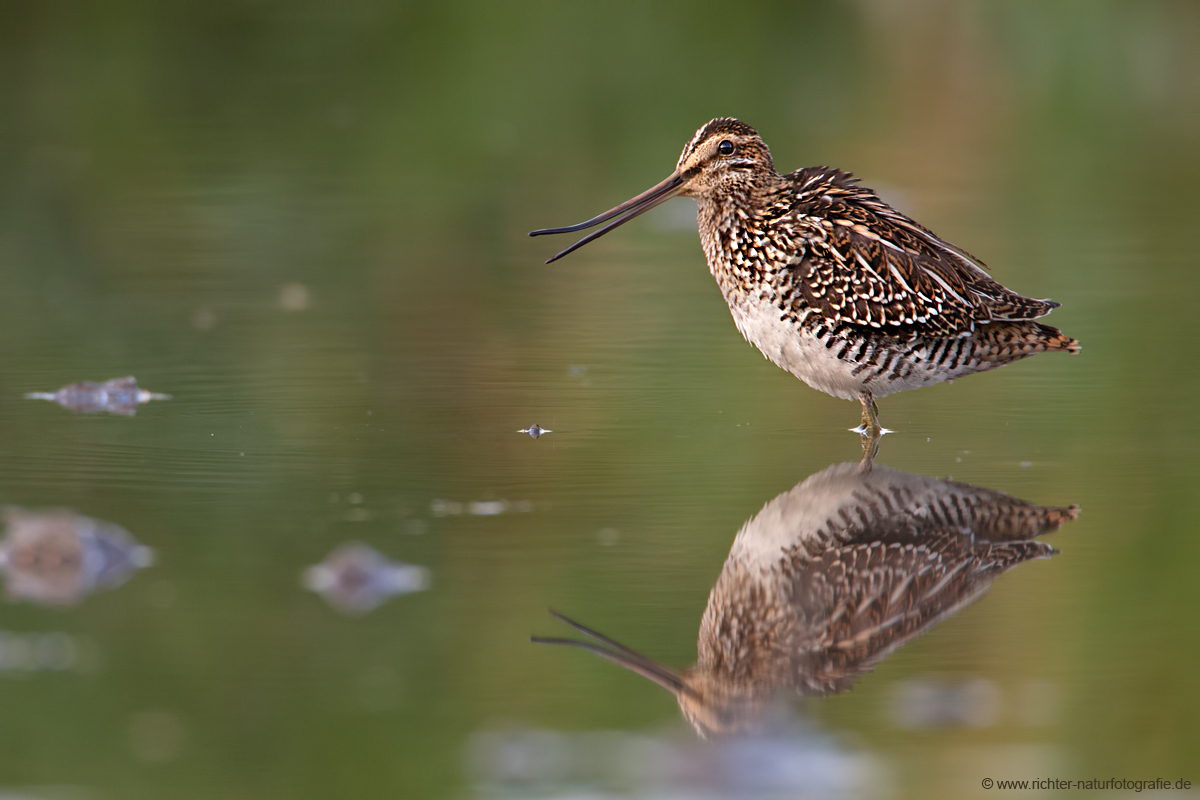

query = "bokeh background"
[[1, 1, 1198, 798]]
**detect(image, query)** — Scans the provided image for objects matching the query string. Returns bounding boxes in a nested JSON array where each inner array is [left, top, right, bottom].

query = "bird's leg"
[[853, 392, 884, 472], [859, 429, 881, 471], [853, 392, 882, 437]]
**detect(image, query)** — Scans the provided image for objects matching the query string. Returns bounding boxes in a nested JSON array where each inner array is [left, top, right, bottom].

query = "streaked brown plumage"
[[533, 462, 1079, 738], [531, 119, 1080, 436]]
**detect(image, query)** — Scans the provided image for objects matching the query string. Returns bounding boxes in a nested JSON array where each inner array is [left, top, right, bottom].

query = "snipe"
[[531, 119, 1080, 441], [533, 462, 1079, 738]]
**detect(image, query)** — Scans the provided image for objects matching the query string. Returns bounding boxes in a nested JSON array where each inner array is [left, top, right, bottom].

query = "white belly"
[[727, 300, 864, 400], [726, 297, 956, 400]]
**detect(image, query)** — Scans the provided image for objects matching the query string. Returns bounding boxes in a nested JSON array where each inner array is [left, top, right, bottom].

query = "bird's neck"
[[695, 175, 786, 292]]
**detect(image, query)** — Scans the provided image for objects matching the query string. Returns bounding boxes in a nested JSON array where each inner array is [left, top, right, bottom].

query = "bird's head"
[[673, 117, 776, 199], [675, 670, 769, 740], [530, 117, 776, 262]]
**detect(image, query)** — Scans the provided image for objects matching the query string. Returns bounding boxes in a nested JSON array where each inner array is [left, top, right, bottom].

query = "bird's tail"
[[974, 320, 1081, 365], [1034, 324, 1082, 354]]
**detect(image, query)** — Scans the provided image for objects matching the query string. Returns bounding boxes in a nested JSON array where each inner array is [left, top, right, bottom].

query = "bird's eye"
[[717, 140, 735, 155]]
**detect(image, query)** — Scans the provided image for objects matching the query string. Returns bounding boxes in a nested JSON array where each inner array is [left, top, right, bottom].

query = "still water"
[[1, 3, 1198, 799]]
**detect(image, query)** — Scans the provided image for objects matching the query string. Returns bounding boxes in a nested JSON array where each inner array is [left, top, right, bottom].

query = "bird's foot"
[[852, 394, 890, 437], [853, 393, 889, 471]]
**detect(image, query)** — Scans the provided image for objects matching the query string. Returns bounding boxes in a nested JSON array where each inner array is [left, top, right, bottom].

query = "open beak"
[[531, 609, 689, 696], [529, 172, 685, 264]]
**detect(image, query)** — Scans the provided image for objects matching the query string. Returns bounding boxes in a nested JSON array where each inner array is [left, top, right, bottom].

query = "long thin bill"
[[531, 637, 688, 695], [529, 172, 683, 264], [531, 610, 688, 695]]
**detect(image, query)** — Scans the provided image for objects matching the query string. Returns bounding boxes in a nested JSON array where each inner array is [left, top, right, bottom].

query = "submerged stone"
[[0, 507, 154, 606], [25, 376, 171, 415], [303, 542, 429, 615], [518, 424, 551, 439]]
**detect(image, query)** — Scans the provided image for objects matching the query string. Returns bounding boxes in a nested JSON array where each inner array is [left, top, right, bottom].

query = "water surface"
[[0, 3, 1197, 798]]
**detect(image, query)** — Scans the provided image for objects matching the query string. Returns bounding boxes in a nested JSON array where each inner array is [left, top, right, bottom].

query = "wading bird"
[[531, 119, 1079, 446]]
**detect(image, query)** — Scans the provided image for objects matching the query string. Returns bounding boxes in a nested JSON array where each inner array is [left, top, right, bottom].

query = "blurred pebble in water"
[[25, 376, 171, 415], [467, 718, 890, 799], [279, 282, 310, 311], [517, 424, 551, 439], [302, 543, 429, 615], [430, 499, 534, 517], [192, 307, 217, 330], [0, 507, 154, 606], [0, 630, 80, 671], [567, 365, 592, 387], [888, 677, 1002, 729]]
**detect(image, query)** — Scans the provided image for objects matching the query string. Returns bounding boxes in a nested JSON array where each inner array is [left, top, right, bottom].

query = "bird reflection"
[[25, 376, 170, 415], [534, 462, 1078, 738], [0, 507, 154, 606]]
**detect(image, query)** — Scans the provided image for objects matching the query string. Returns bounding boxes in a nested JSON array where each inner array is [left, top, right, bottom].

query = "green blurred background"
[[0, 1, 1197, 797]]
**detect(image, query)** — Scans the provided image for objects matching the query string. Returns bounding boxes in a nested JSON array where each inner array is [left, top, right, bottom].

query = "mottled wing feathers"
[[782, 536, 1056, 694], [695, 473, 1074, 695], [775, 168, 1059, 337], [793, 251, 970, 337]]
